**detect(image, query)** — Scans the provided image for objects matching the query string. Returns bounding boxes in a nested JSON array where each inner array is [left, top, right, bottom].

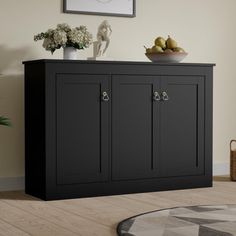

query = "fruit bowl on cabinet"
[[145, 52, 188, 63]]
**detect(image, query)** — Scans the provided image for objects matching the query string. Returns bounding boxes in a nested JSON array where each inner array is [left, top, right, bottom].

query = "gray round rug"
[[117, 205, 236, 236]]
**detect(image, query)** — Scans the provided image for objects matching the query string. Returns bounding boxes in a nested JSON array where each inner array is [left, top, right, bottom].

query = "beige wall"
[[0, 0, 236, 178]]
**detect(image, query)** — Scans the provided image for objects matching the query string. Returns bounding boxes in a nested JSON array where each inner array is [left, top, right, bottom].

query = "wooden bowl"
[[145, 52, 188, 63]]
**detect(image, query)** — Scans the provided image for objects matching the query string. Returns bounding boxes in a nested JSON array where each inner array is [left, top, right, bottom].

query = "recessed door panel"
[[112, 75, 160, 180], [160, 76, 205, 177], [56, 74, 109, 184]]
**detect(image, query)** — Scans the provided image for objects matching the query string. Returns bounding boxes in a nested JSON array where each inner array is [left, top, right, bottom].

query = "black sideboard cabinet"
[[23, 59, 214, 200]]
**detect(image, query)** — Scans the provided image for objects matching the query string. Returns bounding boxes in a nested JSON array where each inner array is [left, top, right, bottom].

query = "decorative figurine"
[[88, 20, 113, 60], [96, 20, 112, 57]]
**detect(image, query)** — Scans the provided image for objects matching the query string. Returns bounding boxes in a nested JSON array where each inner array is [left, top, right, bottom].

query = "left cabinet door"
[[56, 74, 110, 185]]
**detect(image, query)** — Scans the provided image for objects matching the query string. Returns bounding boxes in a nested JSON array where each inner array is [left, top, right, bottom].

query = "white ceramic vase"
[[63, 47, 77, 60]]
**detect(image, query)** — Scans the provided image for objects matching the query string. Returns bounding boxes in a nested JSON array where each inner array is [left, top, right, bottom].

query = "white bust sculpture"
[[96, 20, 112, 57]]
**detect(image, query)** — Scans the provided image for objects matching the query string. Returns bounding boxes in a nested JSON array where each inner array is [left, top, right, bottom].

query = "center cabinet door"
[[112, 75, 160, 180], [56, 74, 109, 185]]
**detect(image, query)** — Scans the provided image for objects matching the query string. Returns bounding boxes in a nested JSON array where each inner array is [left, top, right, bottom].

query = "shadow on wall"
[[0, 43, 42, 179], [0, 44, 34, 178], [0, 44, 33, 75], [0, 74, 25, 178]]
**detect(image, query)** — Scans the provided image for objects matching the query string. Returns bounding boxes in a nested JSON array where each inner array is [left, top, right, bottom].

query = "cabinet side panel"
[[204, 67, 213, 179], [25, 63, 46, 198]]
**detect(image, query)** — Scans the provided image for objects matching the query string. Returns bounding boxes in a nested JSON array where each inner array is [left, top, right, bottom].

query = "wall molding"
[[213, 162, 229, 176], [0, 176, 24, 191]]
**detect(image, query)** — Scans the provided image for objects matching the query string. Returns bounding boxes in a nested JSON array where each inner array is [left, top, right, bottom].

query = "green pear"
[[164, 49, 173, 53], [166, 35, 177, 49], [155, 37, 166, 49], [151, 45, 164, 53], [146, 48, 152, 54], [144, 45, 153, 54], [173, 47, 185, 52]]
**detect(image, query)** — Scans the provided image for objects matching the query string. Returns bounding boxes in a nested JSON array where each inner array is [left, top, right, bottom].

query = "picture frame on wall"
[[63, 0, 136, 18]]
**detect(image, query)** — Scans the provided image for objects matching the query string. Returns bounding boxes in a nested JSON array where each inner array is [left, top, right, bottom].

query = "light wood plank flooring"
[[0, 177, 235, 236]]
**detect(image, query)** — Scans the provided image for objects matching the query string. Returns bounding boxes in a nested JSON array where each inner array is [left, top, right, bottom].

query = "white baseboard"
[[0, 176, 25, 191], [213, 162, 230, 176]]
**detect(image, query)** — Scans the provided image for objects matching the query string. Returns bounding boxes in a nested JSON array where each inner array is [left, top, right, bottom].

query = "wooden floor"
[[0, 177, 235, 236]]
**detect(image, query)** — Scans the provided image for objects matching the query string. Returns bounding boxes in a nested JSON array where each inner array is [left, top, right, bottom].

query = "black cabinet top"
[[23, 59, 215, 67]]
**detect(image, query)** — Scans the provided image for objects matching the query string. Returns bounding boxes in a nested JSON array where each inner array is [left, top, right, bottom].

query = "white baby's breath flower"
[[42, 37, 56, 52], [53, 30, 67, 46], [76, 25, 87, 32], [46, 29, 54, 37], [34, 23, 93, 53], [57, 23, 71, 32], [68, 29, 83, 44], [68, 28, 93, 48]]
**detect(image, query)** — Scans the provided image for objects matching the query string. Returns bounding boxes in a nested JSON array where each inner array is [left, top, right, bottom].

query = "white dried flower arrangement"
[[34, 23, 93, 53]]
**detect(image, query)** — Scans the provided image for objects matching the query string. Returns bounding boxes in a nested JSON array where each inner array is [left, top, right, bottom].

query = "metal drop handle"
[[162, 91, 169, 101], [102, 91, 109, 102], [153, 91, 161, 101]]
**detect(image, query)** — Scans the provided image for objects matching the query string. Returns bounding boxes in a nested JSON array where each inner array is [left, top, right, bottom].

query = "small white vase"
[[63, 47, 77, 60]]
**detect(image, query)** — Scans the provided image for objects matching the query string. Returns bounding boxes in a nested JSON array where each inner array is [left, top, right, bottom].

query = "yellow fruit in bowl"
[[144, 35, 187, 62], [144, 45, 153, 54], [173, 47, 185, 53], [164, 49, 173, 53], [151, 45, 164, 53], [154, 37, 166, 49], [166, 35, 177, 49], [146, 48, 152, 53]]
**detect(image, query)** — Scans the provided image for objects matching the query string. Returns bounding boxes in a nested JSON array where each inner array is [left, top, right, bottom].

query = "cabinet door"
[[160, 76, 205, 177], [112, 75, 160, 180], [56, 74, 109, 185]]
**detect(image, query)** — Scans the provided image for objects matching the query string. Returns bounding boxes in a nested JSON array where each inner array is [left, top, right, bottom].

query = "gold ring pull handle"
[[153, 91, 161, 101], [102, 91, 109, 102], [162, 91, 169, 101]]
